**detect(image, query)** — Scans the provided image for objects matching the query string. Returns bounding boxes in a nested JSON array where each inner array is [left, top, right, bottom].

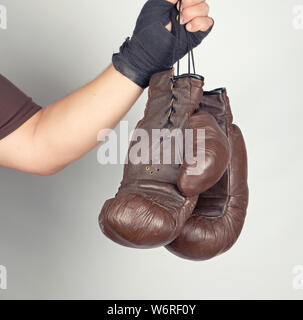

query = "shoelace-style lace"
[[163, 0, 196, 128]]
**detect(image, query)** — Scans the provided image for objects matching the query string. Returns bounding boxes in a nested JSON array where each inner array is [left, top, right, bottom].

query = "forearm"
[[0, 64, 143, 175], [35, 64, 142, 171]]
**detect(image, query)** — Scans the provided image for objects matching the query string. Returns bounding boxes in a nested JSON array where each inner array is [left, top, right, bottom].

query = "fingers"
[[181, 0, 206, 10], [166, 0, 213, 33], [180, 2, 209, 25], [186, 16, 213, 32]]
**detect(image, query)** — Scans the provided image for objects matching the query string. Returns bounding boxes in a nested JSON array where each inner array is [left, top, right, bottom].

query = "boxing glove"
[[166, 88, 249, 260], [99, 70, 230, 249]]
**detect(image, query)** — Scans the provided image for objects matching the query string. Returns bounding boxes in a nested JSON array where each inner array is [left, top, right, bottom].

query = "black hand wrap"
[[112, 0, 213, 88]]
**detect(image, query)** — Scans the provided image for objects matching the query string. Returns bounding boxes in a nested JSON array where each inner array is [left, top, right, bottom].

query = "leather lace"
[[172, 0, 196, 77], [164, 0, 196, 128]]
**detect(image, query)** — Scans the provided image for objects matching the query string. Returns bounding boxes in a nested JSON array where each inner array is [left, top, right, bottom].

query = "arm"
[[0, 65, 142, 175], [0, 0, 212, 176]]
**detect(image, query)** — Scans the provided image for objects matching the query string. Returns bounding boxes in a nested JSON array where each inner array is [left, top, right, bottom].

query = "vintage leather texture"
[[166, 89, 249, 261], [99, 70, 230, 249]]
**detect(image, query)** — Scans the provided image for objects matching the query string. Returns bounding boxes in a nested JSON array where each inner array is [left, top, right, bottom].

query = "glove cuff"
[[112, 53, 150, 89]]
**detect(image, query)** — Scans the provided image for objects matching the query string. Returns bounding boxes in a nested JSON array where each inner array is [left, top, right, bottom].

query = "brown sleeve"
[[0, 73, 42, 140]]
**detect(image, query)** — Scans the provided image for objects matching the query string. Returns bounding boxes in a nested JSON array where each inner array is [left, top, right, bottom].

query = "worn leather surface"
[[99, 70, 229, 249], [166, 90, 249, 261]]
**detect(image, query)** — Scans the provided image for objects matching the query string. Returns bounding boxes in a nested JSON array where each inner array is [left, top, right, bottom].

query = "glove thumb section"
[[177, 111, 230, 197]]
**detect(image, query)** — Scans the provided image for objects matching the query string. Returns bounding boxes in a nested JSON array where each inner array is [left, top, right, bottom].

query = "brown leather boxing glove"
[[166, 88, 249, 260], [99, 70, 230, 249]]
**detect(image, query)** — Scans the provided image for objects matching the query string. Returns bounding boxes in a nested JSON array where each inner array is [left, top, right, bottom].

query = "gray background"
[[0, 0, 303, 300]]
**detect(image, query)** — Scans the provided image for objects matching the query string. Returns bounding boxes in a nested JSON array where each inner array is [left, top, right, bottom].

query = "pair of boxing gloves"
[[99, 69, 249, 261]]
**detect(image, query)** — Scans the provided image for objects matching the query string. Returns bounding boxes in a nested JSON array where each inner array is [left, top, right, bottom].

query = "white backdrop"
[[0, 0, 303, 299]]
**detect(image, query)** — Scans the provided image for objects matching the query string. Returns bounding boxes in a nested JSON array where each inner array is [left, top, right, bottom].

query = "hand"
[[112, 0, 214, 89], [165, 0, 213, 33]]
